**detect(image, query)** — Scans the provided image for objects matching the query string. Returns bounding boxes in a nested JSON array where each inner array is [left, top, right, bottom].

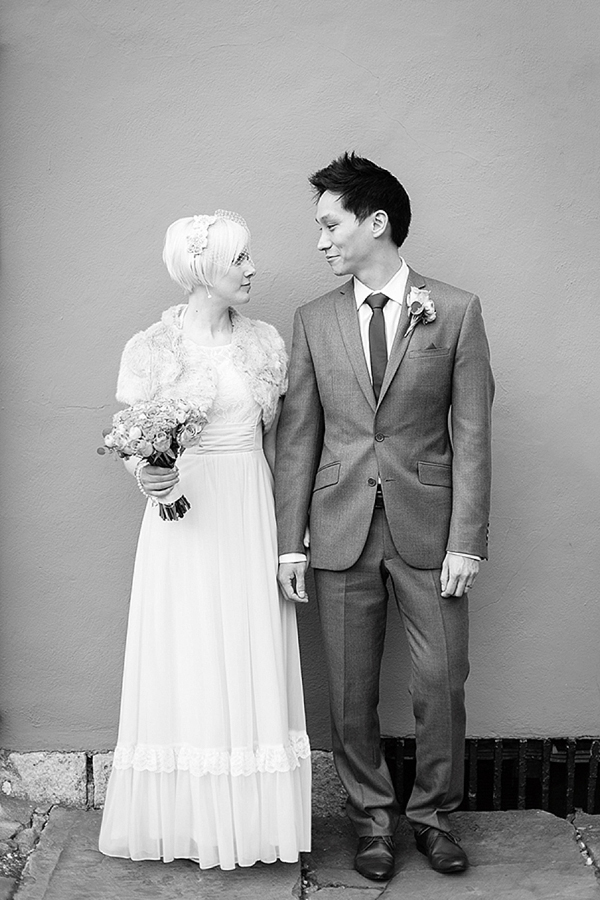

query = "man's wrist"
[[279, 553, 307, 564], [447, 551, 482, 561]]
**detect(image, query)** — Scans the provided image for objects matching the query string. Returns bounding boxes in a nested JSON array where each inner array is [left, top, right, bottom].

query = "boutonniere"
[[404, 287, 436, 338]]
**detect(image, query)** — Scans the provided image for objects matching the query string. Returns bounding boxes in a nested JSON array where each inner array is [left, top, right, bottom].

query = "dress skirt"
[[99, 421, 311, 870]]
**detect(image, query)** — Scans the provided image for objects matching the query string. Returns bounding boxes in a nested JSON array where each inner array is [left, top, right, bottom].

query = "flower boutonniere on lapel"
[[404, 287, 436, 338]]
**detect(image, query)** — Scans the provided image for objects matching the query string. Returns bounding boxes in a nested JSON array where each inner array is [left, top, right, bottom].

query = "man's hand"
[[278, 561, 309, 603], [440, 553, 479, 598]]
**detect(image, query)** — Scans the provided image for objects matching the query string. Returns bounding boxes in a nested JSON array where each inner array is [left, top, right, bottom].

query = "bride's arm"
[[263, 398, 283, 476], [116, 328, 178, 497]]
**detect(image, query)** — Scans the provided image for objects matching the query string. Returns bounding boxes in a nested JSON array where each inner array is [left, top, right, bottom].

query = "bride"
[[98, 210, 311, 870]]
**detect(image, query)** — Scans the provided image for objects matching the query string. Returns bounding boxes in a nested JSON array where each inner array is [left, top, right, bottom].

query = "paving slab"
[[0, 798, 38, 844], [9, 806, 600, 900], [14, 809, 302, 900], [0, 797, 52, 899], [305, 810, 600, 899]]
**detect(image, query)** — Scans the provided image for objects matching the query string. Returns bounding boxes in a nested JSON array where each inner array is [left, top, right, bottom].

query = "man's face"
[[315, 191, 374, 278]]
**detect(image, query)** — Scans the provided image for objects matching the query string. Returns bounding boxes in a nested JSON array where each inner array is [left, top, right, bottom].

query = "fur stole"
[[116, 305, 287, 430]]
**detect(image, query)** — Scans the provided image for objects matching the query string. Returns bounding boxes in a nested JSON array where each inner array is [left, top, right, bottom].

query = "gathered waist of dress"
[[186, 422, 263, 454]]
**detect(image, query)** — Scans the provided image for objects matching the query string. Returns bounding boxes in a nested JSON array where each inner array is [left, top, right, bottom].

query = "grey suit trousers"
[[314, 506, 469, 836]]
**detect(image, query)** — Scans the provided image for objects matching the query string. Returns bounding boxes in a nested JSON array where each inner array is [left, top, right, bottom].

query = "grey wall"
[[1, 0, 598, 751]]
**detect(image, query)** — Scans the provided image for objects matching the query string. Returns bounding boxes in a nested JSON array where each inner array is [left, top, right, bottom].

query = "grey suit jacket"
[[275, 268, 494, 571]]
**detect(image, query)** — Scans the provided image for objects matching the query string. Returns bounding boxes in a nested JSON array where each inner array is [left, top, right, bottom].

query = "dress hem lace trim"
[[112, 732, 311, 777]]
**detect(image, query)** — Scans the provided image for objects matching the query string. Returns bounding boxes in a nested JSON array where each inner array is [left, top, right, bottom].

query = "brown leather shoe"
[[354, 835, 395, 881], [415, 827, 468, 873]]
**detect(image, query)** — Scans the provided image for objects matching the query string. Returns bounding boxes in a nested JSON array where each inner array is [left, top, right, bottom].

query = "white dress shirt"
[[354, 260, 409, 370], [279, 261, 479, 563]]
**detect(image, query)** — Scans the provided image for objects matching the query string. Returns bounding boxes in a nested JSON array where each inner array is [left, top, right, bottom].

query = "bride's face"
[[212, 248, 256, 306]]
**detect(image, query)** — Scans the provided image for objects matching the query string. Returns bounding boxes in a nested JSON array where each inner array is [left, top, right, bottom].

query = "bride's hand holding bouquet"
[[137, 461, 180, 503], [99, 398, 207, 521]]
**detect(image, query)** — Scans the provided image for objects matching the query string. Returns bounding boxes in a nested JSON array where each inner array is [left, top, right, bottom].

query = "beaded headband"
[[186, 210, 248, 258]]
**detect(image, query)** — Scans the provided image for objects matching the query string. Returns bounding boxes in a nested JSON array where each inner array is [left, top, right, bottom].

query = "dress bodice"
[[116, 304, 287, 431], [181, 341, 261, 427]]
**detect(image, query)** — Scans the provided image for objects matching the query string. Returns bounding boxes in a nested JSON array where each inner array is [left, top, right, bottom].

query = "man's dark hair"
[[309, 152, 411, 248]]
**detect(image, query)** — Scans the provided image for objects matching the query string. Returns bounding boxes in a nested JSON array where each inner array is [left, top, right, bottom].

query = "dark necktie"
[[365, 292, 389, 400]]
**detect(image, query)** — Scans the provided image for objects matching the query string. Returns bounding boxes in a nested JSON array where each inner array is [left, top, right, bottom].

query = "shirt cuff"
[[448, 551, 482, 561], [279, 553, 308, 564]]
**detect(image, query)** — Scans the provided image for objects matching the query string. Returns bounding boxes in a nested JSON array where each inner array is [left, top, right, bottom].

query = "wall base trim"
[[2, 739, 598, 817], [382, 736, 600, 817]]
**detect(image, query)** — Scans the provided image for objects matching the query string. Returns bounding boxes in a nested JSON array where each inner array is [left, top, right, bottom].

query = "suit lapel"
[[334, 282, 377, 411], [377, 267, 426, 405]]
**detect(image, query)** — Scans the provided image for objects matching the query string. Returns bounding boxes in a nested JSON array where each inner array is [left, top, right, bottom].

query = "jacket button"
[[375, 433, 385, 442], [367, 477, 376, 486]]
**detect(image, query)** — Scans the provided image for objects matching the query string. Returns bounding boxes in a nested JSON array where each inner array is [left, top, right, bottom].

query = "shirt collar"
[[354, 258, 409, 309]]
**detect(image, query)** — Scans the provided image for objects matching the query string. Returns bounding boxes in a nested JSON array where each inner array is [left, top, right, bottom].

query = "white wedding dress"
[[99, 340, 311, 870]]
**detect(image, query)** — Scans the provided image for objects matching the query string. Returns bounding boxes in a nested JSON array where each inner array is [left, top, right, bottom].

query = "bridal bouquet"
[[98, 398, 208, 520]]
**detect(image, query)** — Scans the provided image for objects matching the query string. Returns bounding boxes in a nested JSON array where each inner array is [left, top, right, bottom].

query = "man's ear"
[[371, 210, 389, 238]]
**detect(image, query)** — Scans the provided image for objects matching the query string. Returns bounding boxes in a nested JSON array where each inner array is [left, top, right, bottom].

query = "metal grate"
[[382, 737, 600, 817]]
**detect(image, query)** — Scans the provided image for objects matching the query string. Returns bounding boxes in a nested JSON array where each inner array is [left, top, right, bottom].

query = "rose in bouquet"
[[98, 398, 208, 520]]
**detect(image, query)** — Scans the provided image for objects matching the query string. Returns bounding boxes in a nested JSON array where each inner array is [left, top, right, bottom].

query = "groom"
[[275, 153, 494, 882]]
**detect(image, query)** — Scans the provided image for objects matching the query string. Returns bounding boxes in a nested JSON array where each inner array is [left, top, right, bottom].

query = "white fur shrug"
[[116, 305, 288, 430]]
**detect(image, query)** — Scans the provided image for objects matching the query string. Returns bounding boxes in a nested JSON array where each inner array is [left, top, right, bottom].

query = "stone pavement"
[[10, 809, 302, 900], [0, 799, 50, 900], [306, 811, 600, 899], [1, 806, 598, 899]]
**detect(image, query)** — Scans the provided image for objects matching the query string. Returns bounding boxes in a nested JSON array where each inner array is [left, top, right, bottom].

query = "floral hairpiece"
[[187, 215, 217, 257], [186, 210, 248, 258]]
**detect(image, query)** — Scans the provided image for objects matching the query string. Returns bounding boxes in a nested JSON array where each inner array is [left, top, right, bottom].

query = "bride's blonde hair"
[[163, 211, 250, 293]]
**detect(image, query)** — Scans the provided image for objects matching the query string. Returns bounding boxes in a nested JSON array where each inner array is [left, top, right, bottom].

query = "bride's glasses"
[[233, 248, 252, 267]]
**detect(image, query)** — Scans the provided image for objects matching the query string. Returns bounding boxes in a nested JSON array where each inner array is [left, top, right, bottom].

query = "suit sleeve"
[[447, 295, 494, 558], [274, 307, 324, 556]]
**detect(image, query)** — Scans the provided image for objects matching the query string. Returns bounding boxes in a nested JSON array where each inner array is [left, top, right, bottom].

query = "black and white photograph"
[[0, 2, 598, 898]]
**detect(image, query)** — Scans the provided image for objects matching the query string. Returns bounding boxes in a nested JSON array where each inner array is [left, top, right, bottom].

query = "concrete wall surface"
[[0, 0, 598, 753]]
